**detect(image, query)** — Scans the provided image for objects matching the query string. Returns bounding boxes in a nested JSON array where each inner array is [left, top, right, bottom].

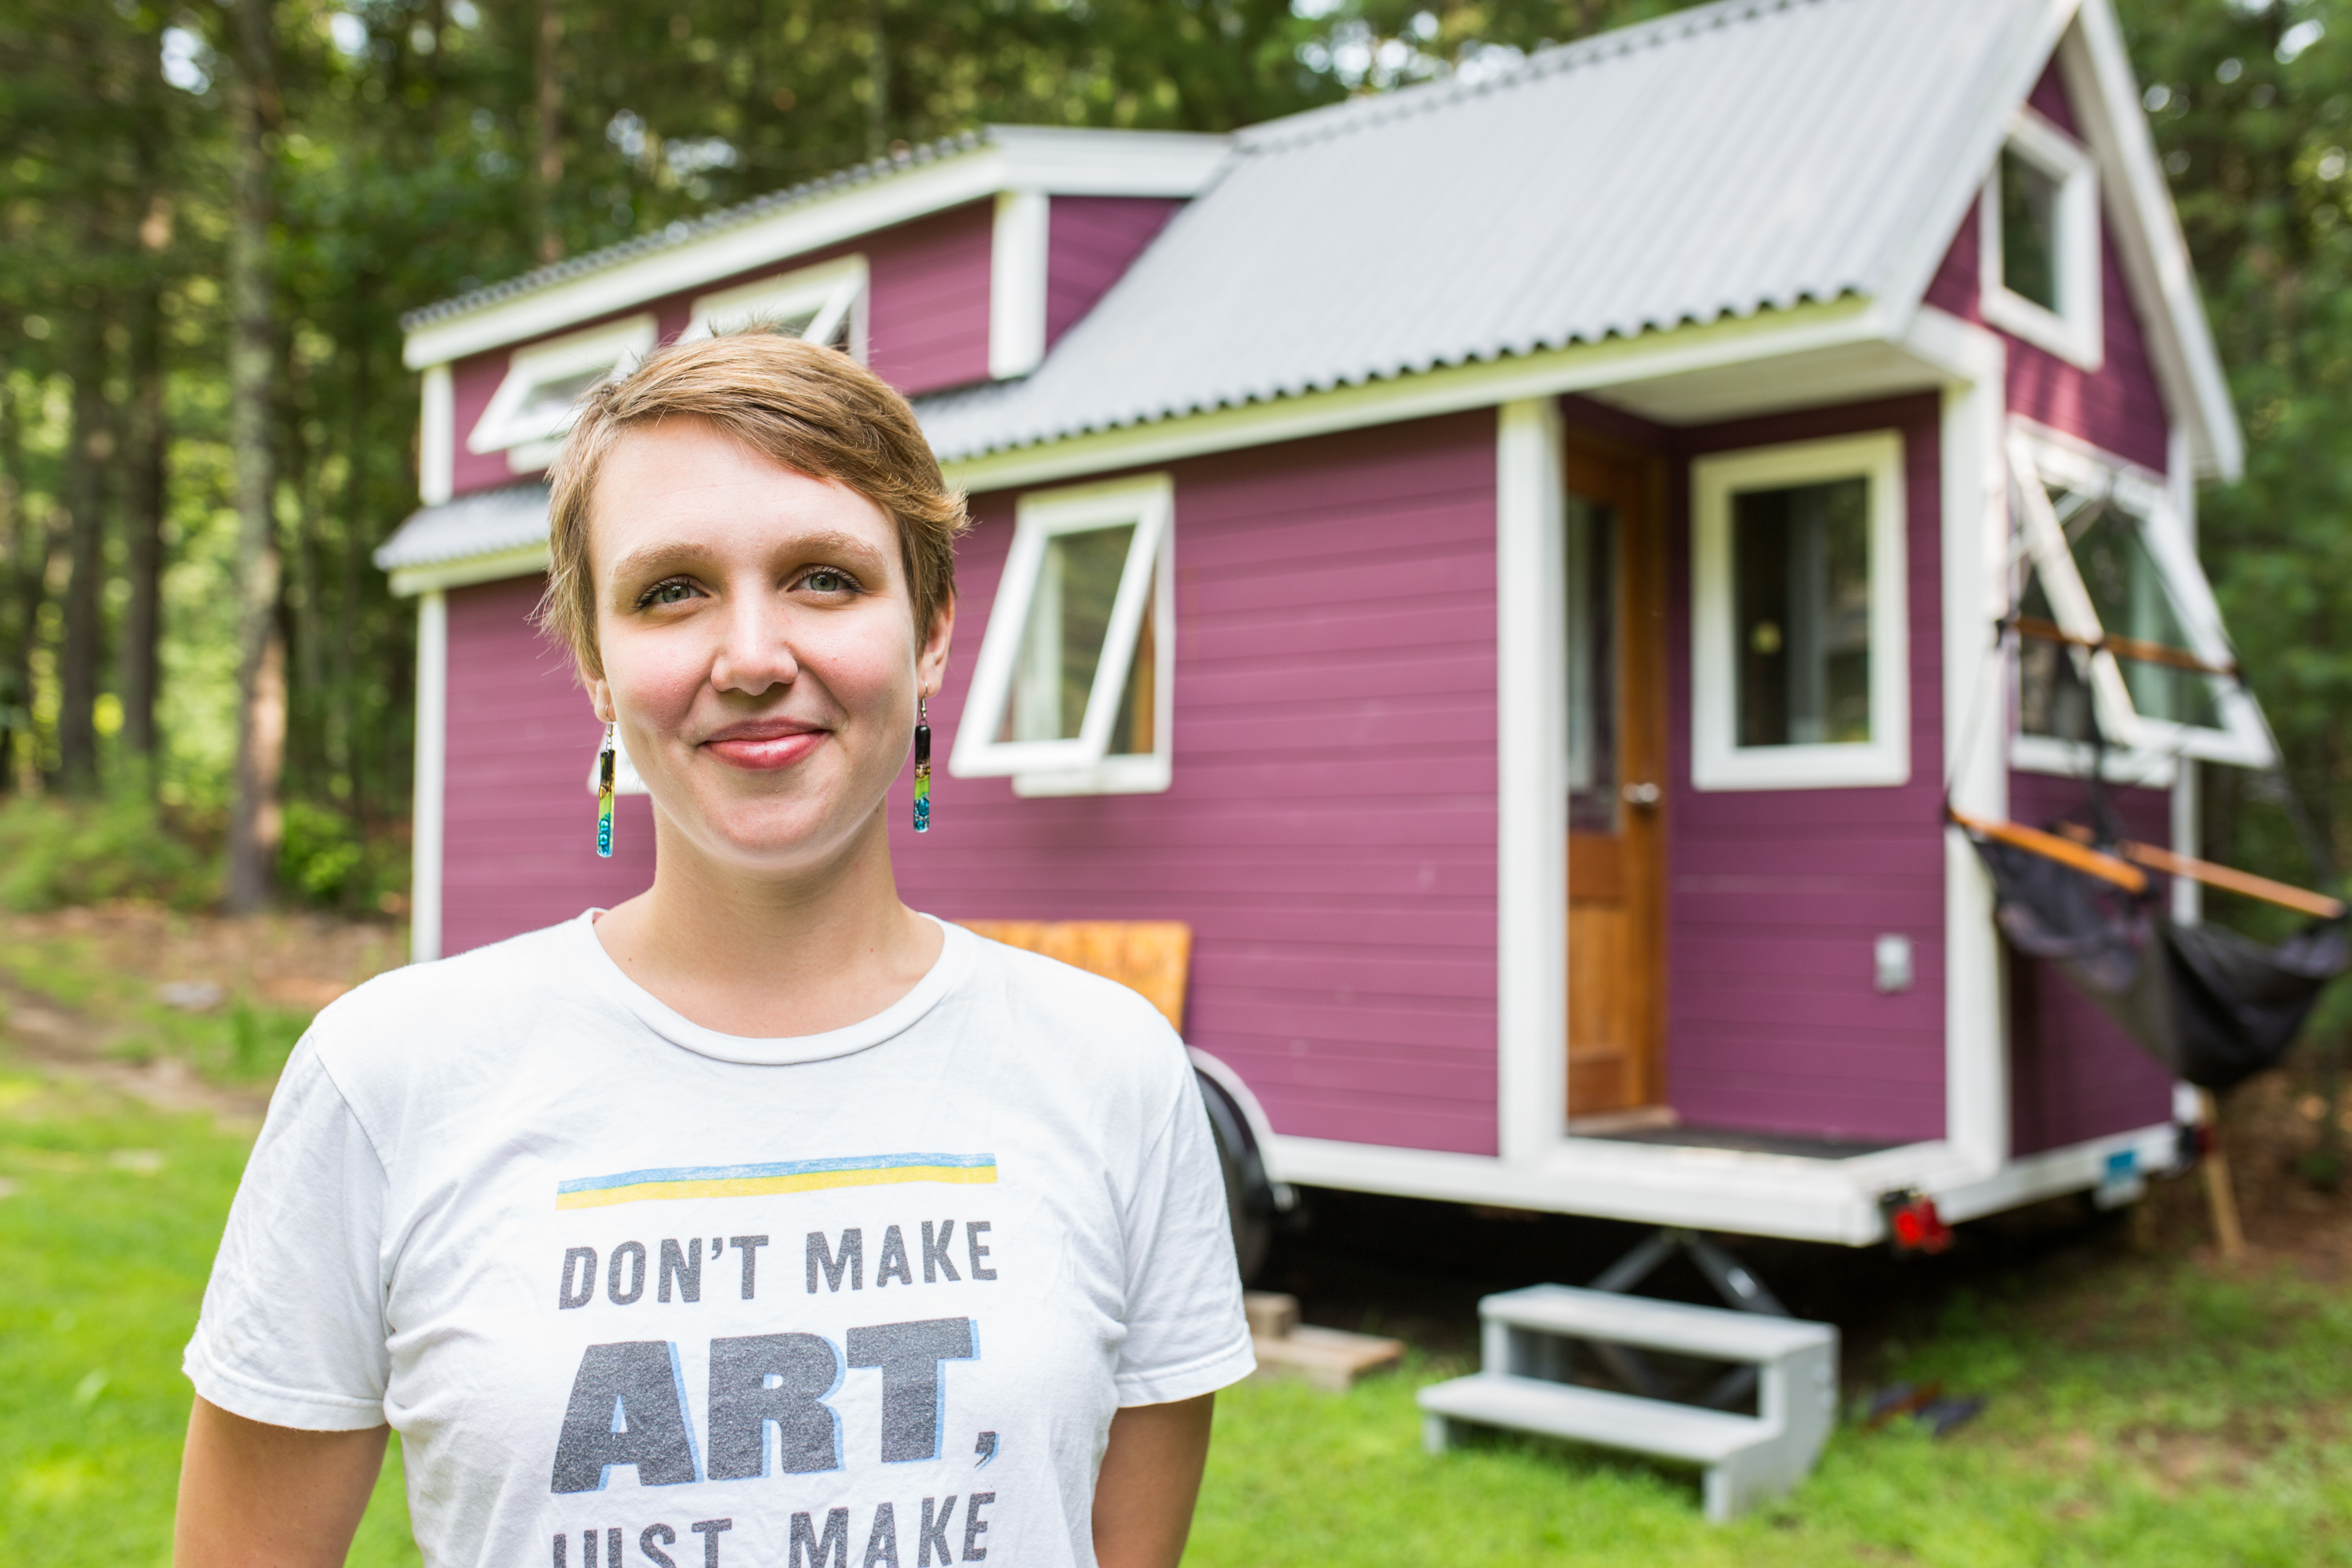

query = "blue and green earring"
[[596, 722, 616, 858], [913, 698, 932, 833]]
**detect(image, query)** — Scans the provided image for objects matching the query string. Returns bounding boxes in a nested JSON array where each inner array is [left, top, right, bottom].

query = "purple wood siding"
[[1922, 64, 2171, 474], [439, 577, 655, 953], [864, 202, 993, 396], [1662, 395, 1950, 1145], [2005, 772, 2178, 1154], [1046, 197, 1184, 348], [888, 413, 1504, 1156], [443, 203, 995, 499]]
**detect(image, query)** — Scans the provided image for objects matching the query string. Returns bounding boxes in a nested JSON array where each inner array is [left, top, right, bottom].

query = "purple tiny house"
[[379, 0, 2268, 1247]]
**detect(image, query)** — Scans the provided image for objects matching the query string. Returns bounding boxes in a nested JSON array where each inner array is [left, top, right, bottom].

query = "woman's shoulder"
[[953, 929, 1189, 1077], [301, 919, 586, 1081]]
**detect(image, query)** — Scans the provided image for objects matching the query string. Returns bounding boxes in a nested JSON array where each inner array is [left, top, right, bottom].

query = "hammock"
[[1955, 811, 2348, 1091]]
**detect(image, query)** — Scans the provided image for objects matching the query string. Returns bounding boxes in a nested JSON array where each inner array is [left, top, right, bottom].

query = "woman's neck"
[[590, 808, 944, 1038]]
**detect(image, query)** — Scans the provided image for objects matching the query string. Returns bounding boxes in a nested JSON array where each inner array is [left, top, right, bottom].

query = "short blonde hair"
[[539, 332, 967, 677]]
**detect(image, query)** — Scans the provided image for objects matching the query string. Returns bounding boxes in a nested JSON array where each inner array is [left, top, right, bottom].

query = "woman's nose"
[[709, 596, 800, 696]]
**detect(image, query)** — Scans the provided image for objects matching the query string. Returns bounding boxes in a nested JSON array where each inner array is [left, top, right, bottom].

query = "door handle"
[[1621, 781, 1662, 810]]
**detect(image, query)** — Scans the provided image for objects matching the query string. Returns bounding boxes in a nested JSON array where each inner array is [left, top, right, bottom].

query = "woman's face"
[[582, 416, 952, 877]]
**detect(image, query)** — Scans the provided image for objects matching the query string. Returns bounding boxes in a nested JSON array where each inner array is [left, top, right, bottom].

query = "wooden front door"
[[1563, 437, 1668, 1120]]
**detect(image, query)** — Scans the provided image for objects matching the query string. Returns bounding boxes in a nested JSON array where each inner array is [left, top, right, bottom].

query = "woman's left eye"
[[640, 579, 699, 608]]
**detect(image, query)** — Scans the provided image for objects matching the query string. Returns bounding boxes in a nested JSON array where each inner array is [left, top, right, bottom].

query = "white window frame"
[[2006, 423, 2272, 771], [1691, 431, 1911, 792], [684, 255, 869, 360], [1980, 108, 2103, 371], [467, 314, 658, 474], [951, 474, 1174, 794]]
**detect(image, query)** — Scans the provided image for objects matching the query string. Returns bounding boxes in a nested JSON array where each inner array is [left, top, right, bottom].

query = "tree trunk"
[[866, 0, 891, 158], [121, 269, 166, 763], [226, 0, 283, 911], [535, 0, 564, 264], [56, 303, 110, 794], [0, 385, 27, 792]]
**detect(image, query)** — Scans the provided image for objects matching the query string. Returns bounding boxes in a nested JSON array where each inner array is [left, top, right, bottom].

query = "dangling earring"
[[913, 698, 932, 834], [596, 722, 617, 858]]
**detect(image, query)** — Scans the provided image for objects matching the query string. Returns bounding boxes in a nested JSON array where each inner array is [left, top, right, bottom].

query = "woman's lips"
[[702, 722, 827, 771]]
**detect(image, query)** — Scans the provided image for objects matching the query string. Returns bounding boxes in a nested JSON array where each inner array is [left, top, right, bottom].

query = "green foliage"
[[0, 793, 216, 912], [277, 798, 405, 914], [0, 1073, 414, 1563]]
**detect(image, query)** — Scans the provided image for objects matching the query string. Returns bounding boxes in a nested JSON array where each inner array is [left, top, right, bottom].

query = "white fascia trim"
[[402, 132, 1232, 370], [409, 590, 448, 964], [1689, 431, 1911, 792], [941, 296, 1895, 495], [990, 191, 1051, 379], [2062, 2, 2245, 480], [419, 365, 453, 506], [1264, 1121, 2180, 1247], [1980, 108, 2104, 371], [1494, 398, 1567, 1159], [388, 543, 551, 598], [1940, 339, 2012, 1172]]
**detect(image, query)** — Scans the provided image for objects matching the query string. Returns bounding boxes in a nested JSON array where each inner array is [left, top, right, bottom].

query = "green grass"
[[0, 1072, 414, 1565], [0, 927, 313, 1082], [2, 1054, 2347, 1566], [1196, 1269, 2352, 1568]]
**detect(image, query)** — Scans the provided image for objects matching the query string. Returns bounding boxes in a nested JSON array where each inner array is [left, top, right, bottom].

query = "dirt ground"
[[0, 904, 406, 1124]]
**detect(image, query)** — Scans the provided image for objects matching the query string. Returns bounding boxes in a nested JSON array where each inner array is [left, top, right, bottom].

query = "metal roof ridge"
[[1234, 0, 1819, 154], [397, 129, 994, 332]]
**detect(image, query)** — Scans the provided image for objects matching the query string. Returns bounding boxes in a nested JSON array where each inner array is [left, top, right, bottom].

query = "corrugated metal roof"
[[374, 482, 550, 572], [918, 0, 2052, 462], [400, 132, 990, 332]]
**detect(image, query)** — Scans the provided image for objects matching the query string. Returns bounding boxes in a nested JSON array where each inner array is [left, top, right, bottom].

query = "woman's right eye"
[[640, 579, 700, 608]]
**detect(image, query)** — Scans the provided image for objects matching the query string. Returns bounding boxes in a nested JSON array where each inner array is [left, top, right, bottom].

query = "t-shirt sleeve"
[[183, 1037, 392, 1430], [1112, 1059, 1257, 1406]]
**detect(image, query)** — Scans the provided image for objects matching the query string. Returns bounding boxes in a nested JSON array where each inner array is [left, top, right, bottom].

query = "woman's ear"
[[916, 593, 956, 700], [583, 667, 615, 724]]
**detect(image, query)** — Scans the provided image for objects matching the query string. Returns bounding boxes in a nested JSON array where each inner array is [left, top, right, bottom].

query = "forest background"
[[0, 0, 2344, 921]]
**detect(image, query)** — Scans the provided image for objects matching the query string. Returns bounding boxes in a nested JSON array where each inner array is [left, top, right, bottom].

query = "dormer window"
[[685, 256, 867, 359], [467, 314, 657, 474], [1980, 110, 2102, 368]]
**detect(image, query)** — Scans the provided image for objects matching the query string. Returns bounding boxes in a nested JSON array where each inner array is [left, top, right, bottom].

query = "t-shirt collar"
[[564, 909, 974, 1066]]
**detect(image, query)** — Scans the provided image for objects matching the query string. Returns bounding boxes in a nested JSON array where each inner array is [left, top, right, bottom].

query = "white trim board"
[[389, 543, 552, 599], [1265, 1120, 2180, 1247], [1979, 106, 2104, 371], [403, 129, 1232, 370], [409, 590, 448, 964], [1494, 399, 1567, 1159]]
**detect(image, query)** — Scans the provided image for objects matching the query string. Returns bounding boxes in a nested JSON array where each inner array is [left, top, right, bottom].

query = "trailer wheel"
[[1195, 1068, 1275, 1283]]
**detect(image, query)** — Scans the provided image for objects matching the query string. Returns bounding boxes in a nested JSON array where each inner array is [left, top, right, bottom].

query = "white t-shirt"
[[185, 914, 1254, 1568]]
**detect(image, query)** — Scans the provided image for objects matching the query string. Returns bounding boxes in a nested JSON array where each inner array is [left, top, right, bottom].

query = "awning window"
[[684, 256, 867, 358], [951, 475, 1172, 793], [2008, 426, 2270, 768]]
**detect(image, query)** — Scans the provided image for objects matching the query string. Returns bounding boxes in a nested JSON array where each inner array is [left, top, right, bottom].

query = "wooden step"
[[1418, 1372, 1766, 1464], [1479, 1283, 1834, 1362]]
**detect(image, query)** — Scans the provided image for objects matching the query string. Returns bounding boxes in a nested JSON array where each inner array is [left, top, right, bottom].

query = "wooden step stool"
[[1417, 1284, 1838, 1523]]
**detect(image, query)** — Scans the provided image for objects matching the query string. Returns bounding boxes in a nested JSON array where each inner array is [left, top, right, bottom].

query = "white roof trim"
[[2059, 0, 2243, 480], [401, 127, 1232, 372]]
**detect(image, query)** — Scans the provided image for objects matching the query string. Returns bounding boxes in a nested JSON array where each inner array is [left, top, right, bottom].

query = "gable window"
[[2008, 425, 2271, 773], [1980, 109, 2102, 368], [1691, 433, 1909, 791], [951, 475, 1173, 797], [467, 314, 657, 474], [685, 256, 867, 359]]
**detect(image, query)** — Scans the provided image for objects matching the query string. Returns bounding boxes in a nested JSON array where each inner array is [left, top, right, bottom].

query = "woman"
[[173, 332, 1254, 1568]]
